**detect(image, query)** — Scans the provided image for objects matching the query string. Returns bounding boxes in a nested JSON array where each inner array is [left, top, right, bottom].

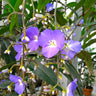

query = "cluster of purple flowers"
[[14, 26, 81, 61]]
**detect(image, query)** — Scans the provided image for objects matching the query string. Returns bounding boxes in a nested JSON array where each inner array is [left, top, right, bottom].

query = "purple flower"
[[61, 40, 81, 60], [39, 29, 65, 58], [21, 27, 39, 51], [21, 27, 39, 42], [67, 79, 77, 96], [46, 3, 53, 12], [79, 18, 84, 24], [9, 74, 25, 95], [14, 41, 23, 61]]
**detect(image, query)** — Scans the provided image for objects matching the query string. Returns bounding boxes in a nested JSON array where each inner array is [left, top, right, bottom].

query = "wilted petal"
[[15, 81, 25, 95], [28, 40, 39, 51]]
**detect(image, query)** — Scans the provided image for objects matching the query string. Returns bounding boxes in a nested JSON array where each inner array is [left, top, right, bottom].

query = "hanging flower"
[[61, 40, 81, 60], [39, 29, 65, 58], [14, 41, 23, 61], [9, 74, 25, 95], [67, 79, 77, 96], [46, 3, 53, 12]]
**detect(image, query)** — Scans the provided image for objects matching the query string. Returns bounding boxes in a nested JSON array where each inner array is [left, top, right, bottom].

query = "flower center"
[[48, 40, 56, 47], [34, 35, 38, 41], [18, 79, 23, 85]]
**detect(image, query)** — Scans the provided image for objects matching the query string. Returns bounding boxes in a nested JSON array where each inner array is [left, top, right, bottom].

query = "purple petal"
[[61, 48, 75, 59], [15, 81, 25, 95], [67, 79, 77, 96], [21, 27, 39, 43], [39, 29, 65, 49], [14, 41, 23, 53], [69, 40, 81, 53], [28, 41, 39, 51], [52, 30, 65, 49], [9, 74, 21, 83], [42, 46, 59, 58], [46, 3, 53, 12], [39, 29, 53, 47], [15, 53, 22, 61]]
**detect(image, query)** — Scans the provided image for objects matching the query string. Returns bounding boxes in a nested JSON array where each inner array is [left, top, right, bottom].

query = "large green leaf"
[[56, 10, 67, 26], [28, 58, 57, 86], [78, 50, 93, 72], [37, 0, 51, 12]]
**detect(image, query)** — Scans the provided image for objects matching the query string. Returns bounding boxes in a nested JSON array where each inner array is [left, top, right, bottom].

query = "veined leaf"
[[28, 58, 57, 86]]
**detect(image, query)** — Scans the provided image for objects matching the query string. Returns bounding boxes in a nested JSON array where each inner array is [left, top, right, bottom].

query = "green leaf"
[[0, 61, 16, 72], [67, 2, 77, 7], [9, 0, 23, 33], [84, 32, 96, 44], [78, 50, 93, 73], [82, 39, 96, 49], [28, 58, 57, 86], [0, 80, 11, 88], [56, 10, 67, 26], [0, 25, 9, 35], [37, 0, 51, 12], [0, 39, 16, 64]]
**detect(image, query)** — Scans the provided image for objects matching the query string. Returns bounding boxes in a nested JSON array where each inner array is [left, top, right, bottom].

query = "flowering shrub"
[[0, 0, 96, 96]]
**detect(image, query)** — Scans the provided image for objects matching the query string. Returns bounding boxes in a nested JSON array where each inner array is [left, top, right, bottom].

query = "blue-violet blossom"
[[21, 27, 39, 51], [39, 29, 65, 58], [9, 74, 25, 95], [67, 79, 77, 96], [46, 3, 53, 12], [61, 40, 81, 60], [14, 41, 23, 61]]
